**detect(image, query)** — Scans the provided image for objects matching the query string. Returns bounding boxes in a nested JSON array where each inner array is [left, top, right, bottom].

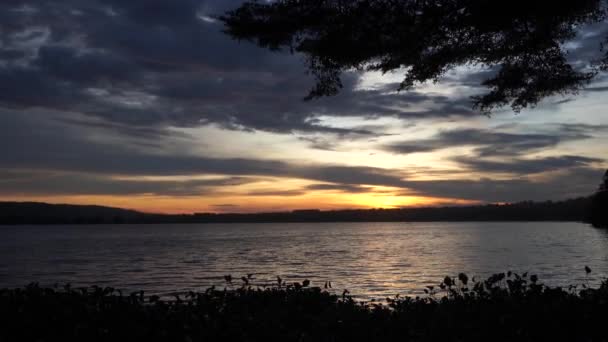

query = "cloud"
[[0, 1, 606, 208], [305, 183, 368, 193], [0, 111, 410, 190], [34, 45, 140, 85], [385, 127, 593, 157], [0, 170, 256, 196], [1, 111, 604, 203], [245, 190, 306, 197], [583, 86, 608, 92], [453, 155, 602, 175], [0, 0, 485, 139], [297, 136, 339, 151], [403, 167, 604, 202]]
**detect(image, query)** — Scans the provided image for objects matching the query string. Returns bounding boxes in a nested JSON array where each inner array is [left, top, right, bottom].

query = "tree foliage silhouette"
[[221, 0, 608, 113], [601, 170, 608, 191], [590, 170, 608, 228]]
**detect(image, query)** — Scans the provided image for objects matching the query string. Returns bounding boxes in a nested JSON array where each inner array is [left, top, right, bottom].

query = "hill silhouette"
[[0, 202, 145, 225]]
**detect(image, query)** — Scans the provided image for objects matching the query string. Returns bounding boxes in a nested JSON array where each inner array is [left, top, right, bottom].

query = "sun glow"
[[3, 188, 479, 214]]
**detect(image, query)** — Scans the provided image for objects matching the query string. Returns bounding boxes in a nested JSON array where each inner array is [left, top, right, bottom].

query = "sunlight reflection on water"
[[1, 222, 607, 300]]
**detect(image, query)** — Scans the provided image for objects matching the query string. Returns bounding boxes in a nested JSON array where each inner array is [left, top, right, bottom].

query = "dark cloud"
[[0, 66, 78, 108], [54, 116, 190, 143], [584, 86, 608, 92], [0, 0, 483, 138], [0, 49, 27, 60], [98, 0, 202, 26], [305, 184, 368, 193], [385, 125, 604, 178], [403, 167, 604, 203], [1, 112, 604, 203], [34, 45, 140, 85], [453, 155, 602, 175], [0, 112, 409, 189], [245, 190, 306, 197], [385, 127, 593, 157], [0, 1, 606, 207], [0, 170, 256, 196], [297, 136, 339, 151], [555, 123, 608, 134]]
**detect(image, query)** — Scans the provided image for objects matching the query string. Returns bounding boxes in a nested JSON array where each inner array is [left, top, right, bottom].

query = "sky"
[[1, 0, 607, 214]]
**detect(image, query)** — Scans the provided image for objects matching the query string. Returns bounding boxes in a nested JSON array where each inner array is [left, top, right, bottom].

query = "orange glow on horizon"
[[2, 192, 481, 215]]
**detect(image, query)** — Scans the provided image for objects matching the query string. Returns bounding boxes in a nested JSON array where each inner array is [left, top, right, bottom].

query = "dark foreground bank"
[[2, 272, 607, 342]]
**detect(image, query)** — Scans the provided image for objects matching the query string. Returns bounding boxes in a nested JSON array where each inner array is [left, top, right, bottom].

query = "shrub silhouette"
[[2, 271, 608, 342]]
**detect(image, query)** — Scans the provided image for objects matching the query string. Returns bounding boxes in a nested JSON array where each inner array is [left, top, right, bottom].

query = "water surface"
[[1, 222, 607, 299]]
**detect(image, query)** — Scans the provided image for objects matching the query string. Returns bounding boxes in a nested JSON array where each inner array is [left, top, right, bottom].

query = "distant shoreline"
[[0, 198, 595, 225], [0, 220, 591, 226]]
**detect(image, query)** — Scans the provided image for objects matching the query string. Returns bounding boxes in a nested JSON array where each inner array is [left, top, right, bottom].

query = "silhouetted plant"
[[2, 271, 608, 342]]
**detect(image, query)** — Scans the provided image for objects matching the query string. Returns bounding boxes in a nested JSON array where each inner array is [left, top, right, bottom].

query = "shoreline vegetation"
[[2, 270, 607, 341], [0, 196, 602, 225]]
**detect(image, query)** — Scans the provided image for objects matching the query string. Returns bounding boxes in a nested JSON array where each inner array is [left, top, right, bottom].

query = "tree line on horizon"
[[0, 170, 605, 226], [590, 170, 608, 228], [0, 196, 601, 226]]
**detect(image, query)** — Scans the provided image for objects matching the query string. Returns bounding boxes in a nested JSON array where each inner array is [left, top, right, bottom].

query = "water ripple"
[[1, 222, 608, 299]]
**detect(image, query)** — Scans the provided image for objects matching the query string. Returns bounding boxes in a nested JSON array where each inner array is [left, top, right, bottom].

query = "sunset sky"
[[1, 0, 607, 213]]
